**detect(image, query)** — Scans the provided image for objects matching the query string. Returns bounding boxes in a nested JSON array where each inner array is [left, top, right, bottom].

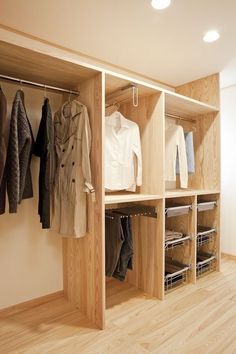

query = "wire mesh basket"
[[196, 253, 216, 278], [165, 261, 189, 291], [165, 235, 191, 251], [197, 226, 216, 247], [197, 201, 217, 212], [165, 204, 192, 218]]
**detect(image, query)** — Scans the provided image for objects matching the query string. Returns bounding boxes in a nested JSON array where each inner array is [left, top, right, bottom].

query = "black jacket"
[[0, 87, 8, 215], [34, 98, 54, 228]]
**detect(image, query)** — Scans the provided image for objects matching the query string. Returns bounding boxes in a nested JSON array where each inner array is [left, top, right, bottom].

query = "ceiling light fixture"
[[203, 30, 220, 43], [151, 0, 171, 10]]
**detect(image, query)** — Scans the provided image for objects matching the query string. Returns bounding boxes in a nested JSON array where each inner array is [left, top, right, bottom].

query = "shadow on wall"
[[0, 81, 64, 310]]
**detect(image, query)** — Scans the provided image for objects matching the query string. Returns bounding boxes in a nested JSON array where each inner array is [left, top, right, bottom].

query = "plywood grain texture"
[[0, 256, 235, 354], [118, 92, 165, 195], [105, 73, 159, 97], [105, 193, 163, 204], [63, 73, 105, 329], [165, 91, 219, 117], [0, 40, 99, 90], [197, 194, 221, 271], [126, 200, 165, 299], [175, 73, 220, 107]]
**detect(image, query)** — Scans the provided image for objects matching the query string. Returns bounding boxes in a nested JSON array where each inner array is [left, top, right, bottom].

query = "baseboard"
[[221, 252, 236, 260], [0, 290, 64, 317]]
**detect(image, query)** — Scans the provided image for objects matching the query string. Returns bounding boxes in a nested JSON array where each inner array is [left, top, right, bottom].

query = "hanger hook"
[[44, 85, 47, 99], [19, 79, 23, 91], [132, 85, 139, 107], [69, 90, 72, 102]]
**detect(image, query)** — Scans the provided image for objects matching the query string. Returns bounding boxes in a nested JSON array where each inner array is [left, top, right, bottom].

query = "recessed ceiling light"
[[151, 0, 171, 10], [203, 30, 220, 43]]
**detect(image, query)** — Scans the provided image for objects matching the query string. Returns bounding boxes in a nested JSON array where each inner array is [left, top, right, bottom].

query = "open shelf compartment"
[[165, 261, 190, 291], [196, 253, 217, 278], [105, 198, 164, 301], [197, 226, 216, 248]]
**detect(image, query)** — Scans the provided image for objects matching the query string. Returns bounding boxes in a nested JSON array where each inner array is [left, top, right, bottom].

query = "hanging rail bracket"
[[106, 83, 139, 108]]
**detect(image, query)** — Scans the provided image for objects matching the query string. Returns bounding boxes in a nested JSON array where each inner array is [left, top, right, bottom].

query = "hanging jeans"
[[105, 214, 125, 277], [113, 216, 133, 281]]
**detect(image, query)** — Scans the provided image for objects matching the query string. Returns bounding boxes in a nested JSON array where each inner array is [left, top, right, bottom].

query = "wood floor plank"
[[1, 256, 236, 353]]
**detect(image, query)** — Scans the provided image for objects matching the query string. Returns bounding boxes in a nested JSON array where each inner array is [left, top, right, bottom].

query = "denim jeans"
[[105, 214, 124, 277], [113, 216, 133, 281]]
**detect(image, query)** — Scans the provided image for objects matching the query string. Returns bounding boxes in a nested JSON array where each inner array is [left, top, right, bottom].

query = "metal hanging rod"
[[165, 113, 196, 123], [106, 83, 139, 108], [0, 74, 80, 96]]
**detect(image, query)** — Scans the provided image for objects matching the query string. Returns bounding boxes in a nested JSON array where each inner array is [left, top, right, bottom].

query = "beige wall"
[[0, 81, 63, 309], [221, 85, 236, 256]]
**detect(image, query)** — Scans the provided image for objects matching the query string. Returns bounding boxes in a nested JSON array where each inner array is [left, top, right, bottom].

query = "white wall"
[[0, 82, 63, 309], [221, 85, 236, 256]]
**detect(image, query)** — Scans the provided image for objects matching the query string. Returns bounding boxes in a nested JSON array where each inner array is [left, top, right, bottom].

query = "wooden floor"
[[1, 255, 236, 354]]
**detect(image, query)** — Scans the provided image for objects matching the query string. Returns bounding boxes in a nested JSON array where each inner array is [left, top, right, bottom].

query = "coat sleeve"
[[81, 107, 94, 193], [0, 92, 7, 185], [34, 110, 46, 157], [132, 124, 142, 186], [6, 103, 20, 213]]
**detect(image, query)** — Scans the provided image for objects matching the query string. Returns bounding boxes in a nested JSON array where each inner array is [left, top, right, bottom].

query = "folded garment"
[[165, 229, 183, 241]]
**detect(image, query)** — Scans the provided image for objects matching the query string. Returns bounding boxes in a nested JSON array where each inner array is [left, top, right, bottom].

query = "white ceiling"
[[1, 0, 236, 87]]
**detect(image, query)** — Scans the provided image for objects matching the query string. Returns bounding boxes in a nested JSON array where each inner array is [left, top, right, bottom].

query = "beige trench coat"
[[51, 100, 93, 237]]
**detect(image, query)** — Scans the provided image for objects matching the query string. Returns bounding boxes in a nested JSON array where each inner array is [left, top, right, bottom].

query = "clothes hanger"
[[44, 85, 47, 99], [68, 90, 72, 102], [63, 90, 73, 113], [105, 102, 120, 117], [19, 79, 23, 92]]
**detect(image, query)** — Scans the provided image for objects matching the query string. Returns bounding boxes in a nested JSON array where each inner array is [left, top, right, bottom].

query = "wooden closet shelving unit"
[[0, 40, 220, 329]]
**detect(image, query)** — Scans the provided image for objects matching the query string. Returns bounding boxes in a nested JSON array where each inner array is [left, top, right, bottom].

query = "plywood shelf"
[[165, 189, 220, 198], [165, 91, 219, 118], [0, 41, 99, 90], [105, 193, 163, 205]]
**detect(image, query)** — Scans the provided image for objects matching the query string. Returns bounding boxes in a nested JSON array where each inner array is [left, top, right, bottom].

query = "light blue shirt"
[[176, 131, 195, 174]]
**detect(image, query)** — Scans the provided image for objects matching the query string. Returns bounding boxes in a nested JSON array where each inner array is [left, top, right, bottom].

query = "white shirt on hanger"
[[165, 122, 188, 188], [105, 111, 142, 192]]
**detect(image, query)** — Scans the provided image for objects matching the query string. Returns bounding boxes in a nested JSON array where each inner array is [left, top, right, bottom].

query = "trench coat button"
[[72, 179, 75, 183], [61, 164, 64, 168]]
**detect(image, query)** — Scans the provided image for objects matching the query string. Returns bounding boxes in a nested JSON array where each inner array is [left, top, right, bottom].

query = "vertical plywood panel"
[[197, 194, 220, 271], [176, 73, 220, 107], [125, 199, 165, 300], [120, 93, 165, 195], [190, 112, 220, 190], [191, 196, 197, 283], [175, 74, 220, 281], [63, 73, 105, 329]]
